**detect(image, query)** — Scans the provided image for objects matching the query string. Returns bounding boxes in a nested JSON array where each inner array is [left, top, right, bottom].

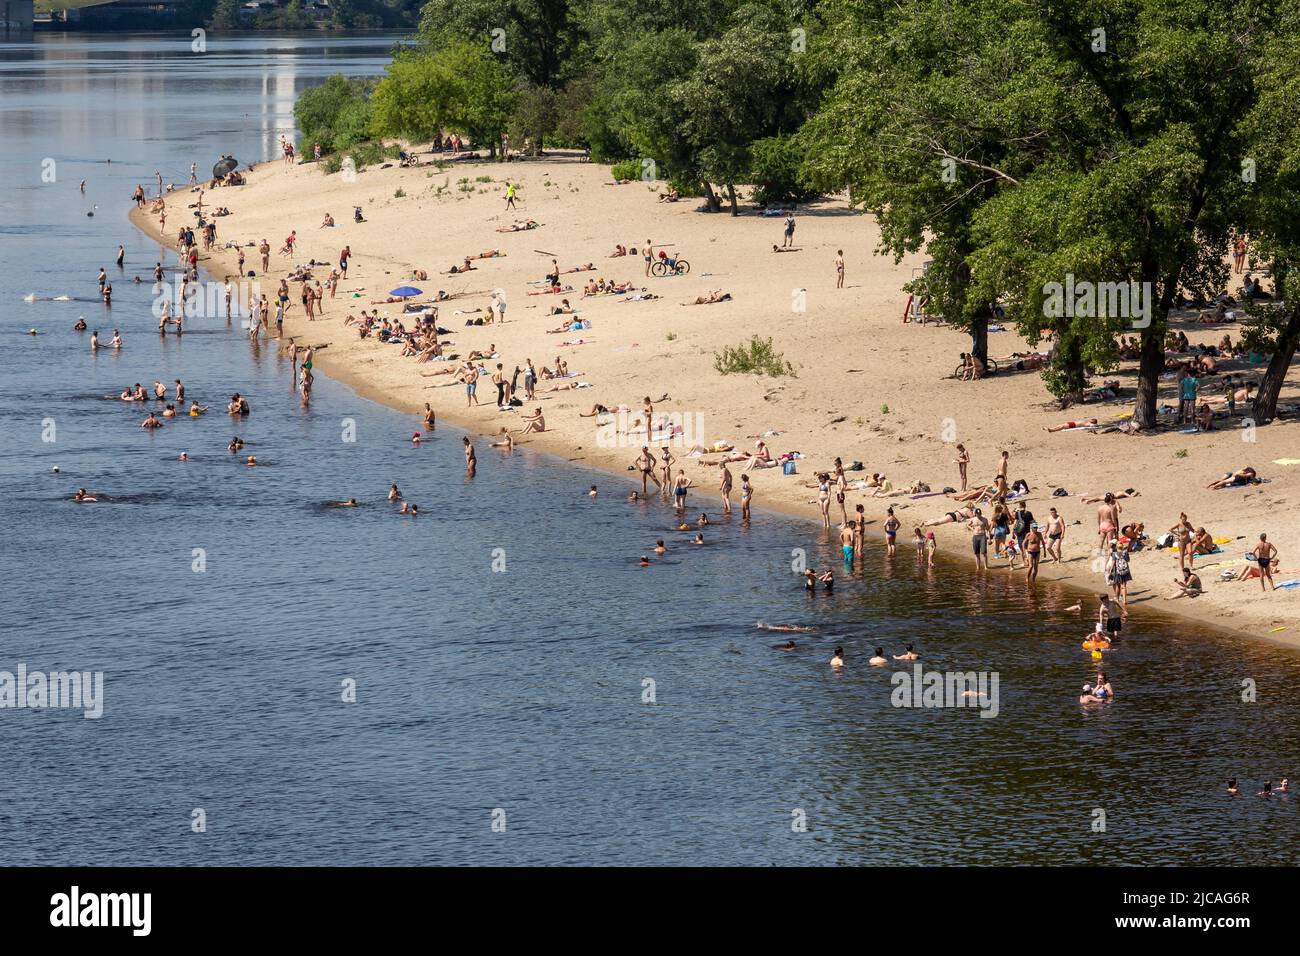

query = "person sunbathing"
[[1045, 418, 1099, 432], [922, 504, 976, 527], [320, 213, 335, 227], [548, 300, 576, 315], [951, 483, 992, 503], [771, 244, 800, 253], [609, 244, 627, 257], [682, 290, 731, 306], [496, 220, 539, 232], [544, 380, 589, 392], [1207, 467, 1259, 489], [564, 263, 595, 273], [548, 317, 590, 333], [1081, 489, 1139, 503], [467, 249, 502, 260], [579, 404, 613, 418], [658, 187, 680, 203], [447, 259, 475, 274]]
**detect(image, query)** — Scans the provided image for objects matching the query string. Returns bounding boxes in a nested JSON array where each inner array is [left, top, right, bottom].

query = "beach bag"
[[782, 460, 797, 475], [1156, 533, 1175, 548], [1053, 487, 1068, 497]]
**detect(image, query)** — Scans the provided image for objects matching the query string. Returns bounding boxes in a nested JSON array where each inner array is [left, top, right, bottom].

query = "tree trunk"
[[1133, 327, 1164, 429], [726, 183, 738, 216], [701, 182, 722, 213], [1058, 333, 1087, 404], [1252, 303, 1300, 423], [969, 313, 988, 365]]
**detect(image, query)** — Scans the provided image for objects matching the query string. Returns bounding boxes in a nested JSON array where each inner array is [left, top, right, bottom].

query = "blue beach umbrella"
[[389, 286, 422, 297]]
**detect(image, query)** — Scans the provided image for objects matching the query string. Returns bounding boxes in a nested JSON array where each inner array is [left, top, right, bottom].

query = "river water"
[[1, 31, 1298, 866]]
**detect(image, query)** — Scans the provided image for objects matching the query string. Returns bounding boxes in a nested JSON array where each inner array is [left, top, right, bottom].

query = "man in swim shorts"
[[967, 507, 989, 569], [839, 524, 855, 563]]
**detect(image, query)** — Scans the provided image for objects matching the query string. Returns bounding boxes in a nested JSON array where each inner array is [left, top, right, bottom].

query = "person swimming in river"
[[73, 488, 98, 502]]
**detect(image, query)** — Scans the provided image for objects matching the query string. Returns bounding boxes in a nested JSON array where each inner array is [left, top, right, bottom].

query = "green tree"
[[207, 0, 242, 30]]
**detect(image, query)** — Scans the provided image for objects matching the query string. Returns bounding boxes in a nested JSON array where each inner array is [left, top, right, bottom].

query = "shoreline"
[[127, 157, 1300, 649]]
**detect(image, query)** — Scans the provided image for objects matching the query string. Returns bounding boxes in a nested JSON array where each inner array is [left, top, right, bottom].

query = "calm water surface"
[[1, 33, 1298, 865]]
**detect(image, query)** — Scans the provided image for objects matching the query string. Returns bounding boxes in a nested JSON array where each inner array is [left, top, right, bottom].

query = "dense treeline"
[[294, 0, 1300, 423], [203, 0, 425, 31]]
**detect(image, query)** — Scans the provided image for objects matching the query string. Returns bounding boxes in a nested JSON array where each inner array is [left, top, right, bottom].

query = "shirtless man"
[[1045, 507, 1065, 563], [1252, 533, 1278, 591], [259, 239, 270, 274], [967, 507, 990, 569], [634, 446, 661, 495], [719, 462, 733, 515], [1023, 524, 1044, 583], [839, 523, 856, 563]]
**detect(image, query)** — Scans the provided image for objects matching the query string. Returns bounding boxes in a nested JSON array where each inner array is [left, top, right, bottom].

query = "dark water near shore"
[[2, 33, 1299, 866]]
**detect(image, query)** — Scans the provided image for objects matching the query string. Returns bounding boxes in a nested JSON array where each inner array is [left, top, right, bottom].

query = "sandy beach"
[[131, 152, 1300, 644]]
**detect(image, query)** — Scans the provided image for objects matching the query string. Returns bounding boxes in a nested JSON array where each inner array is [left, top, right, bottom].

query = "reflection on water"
[[1, 32, 1298, 866]]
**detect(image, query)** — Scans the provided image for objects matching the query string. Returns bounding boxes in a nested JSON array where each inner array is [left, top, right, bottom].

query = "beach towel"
[[910, 491, 945, 499], [1274, 579, 1300, 590], [1273, 459, 1300, 466]]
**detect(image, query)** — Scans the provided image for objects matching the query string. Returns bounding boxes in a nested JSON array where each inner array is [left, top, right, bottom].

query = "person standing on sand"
[[1098, 493, 1121, 551], [260, 239, 270, 274], [967, 507, 989, 570], [1252, 533, 1278, 591], [1045, 507, 1065, 563], [782, 213, 795, 248], [523, 358, 536, 400], [1169, 512, 1193, 573], [955, 443, 969, 492], [835, 249, 845, 288], [464, 364, 480, 406], [719, 462, 733, 514], [644, 241, 654, 277], [339, 245, 351, 278]]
